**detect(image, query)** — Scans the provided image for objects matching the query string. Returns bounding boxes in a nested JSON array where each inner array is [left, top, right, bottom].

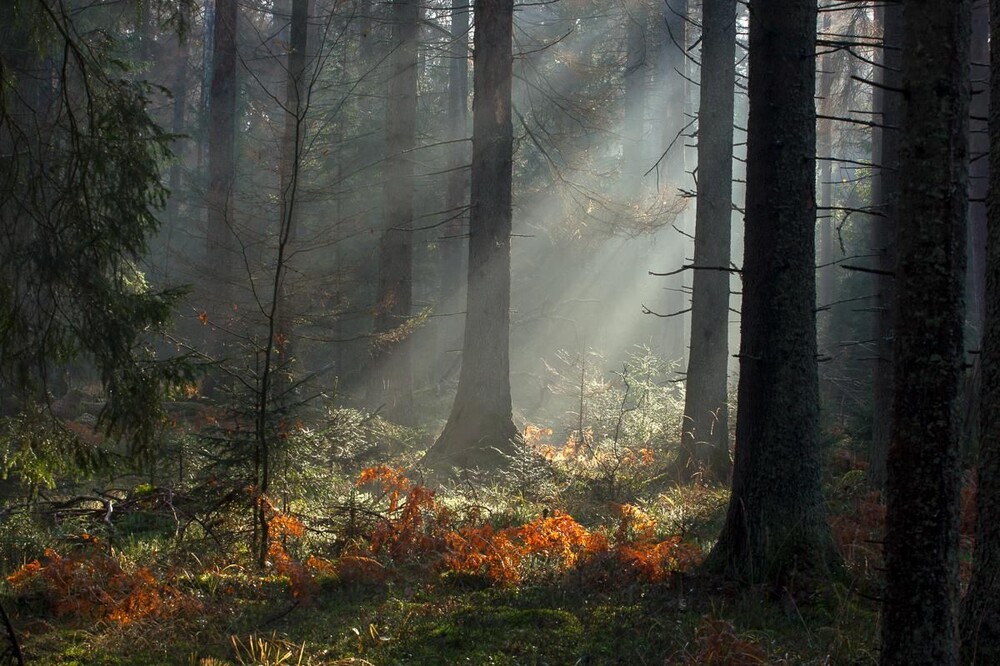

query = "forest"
[[0, 0, 995, 663]]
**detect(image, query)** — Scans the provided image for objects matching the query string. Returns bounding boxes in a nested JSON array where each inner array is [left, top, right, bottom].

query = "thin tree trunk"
[[869, 1, 902, 490], [881, 2, 971, 664], [817, 11, 834, 337], [369, 0, 419, 425], [706, 0, 836, 582], [275, 0, 311, 373], [623, 0, 647, 199], [660, 0, 688, 363], [435, 0, 470, 391], [423, 0, 520, 473], [960, 1, 1000, 660], [206, 0, 237, 327], [676, 0, 736, 483]]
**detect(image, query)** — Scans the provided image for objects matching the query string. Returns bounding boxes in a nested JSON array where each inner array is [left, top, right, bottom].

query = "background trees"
[[676, 0, 736, 483], [0, 1, 997, 662]]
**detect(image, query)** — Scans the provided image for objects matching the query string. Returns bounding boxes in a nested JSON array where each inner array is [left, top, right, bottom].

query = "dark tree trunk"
[[369, 0, 419, 424], [706, 0, 836, 582], [961, 3, 990, 455], [435, 0, 470, 390], [206, 0, 237, 317], [960, 2, 1000, 661], [422, 0, 520, 473], [816, 11, 834, 339], [676, 0, 736, 483], [881, 2, 970, 664], [968, 4, 990, 341], [166, 23, 189, 234], [868, 1, 902, 491]]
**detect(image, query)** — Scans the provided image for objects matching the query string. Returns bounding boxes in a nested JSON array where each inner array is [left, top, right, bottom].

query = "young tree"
[[960, 0, 999, 659], [675, 0, 737, 483], [423, 0, 520, 473], [881, 2, 970, 664], [706, 0, 836, 582], [369, 0, 420, 424]]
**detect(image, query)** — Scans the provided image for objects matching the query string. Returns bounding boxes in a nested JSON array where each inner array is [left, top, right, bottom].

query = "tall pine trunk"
[[868, 2, 902, 490], [706, 0, 835, 582], [435, 0, 470, 391], [881, 2, 970, 664], [676, 0, 736, 483], [960, 1, 999, 660], [369, 0, 419, 424], [423, 0, 519, 473]]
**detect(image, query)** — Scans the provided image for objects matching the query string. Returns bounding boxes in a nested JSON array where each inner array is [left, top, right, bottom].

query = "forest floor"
[[0, 411, 921, 665]]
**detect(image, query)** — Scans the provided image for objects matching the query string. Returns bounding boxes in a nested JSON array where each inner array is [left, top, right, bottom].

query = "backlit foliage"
[[5, 536, 202, 626]]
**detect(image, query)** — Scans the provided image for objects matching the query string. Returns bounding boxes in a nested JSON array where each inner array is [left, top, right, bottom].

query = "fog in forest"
[[140, 0, 749, 436], [5, 1, 990, 662]]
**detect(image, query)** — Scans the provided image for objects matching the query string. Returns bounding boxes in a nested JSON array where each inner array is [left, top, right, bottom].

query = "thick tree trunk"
[[961, 2, 1000, 661], [676, 0, 736, 483], [706, 0, 836, 582], [369, 0, 419, 424], [868, 2, 902, 490], [435, 0, 470, 391], [881, 2, 970, 665], [423, 0, 520, 473]]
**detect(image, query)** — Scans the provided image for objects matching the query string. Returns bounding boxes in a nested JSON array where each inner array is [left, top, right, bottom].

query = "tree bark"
[[206, 0, 237, 325], [369, 0, 420, 424], [881, 2, 970, 664], [816, 11, 834, 338], [659, 0, 689, 363], [435, 0, 470, 390], [868, 1, 902, 490], [676, 0, 736, 483], [706, 0, 836, 582], [960, 1, 1000, 661], [422, 0, 520, 473]]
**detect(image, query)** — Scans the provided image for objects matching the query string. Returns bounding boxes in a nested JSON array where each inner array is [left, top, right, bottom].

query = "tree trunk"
[[881, 2, 970, 664], [659, 0, 689, 363], [422, 0, 520, 474], [706, 0, 836, 582], [868, 1, 902, 490], [816, 11, 834, 341], [622, 0, 647, 199], [275, 0, 310, 374], [960, 1, 1000, 660], [967, 4, 990, 342], [369, 0, 419, 425], [435, 0, 470, 391], [206, 0, 237, 329], [676, 0, 736, 483]]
